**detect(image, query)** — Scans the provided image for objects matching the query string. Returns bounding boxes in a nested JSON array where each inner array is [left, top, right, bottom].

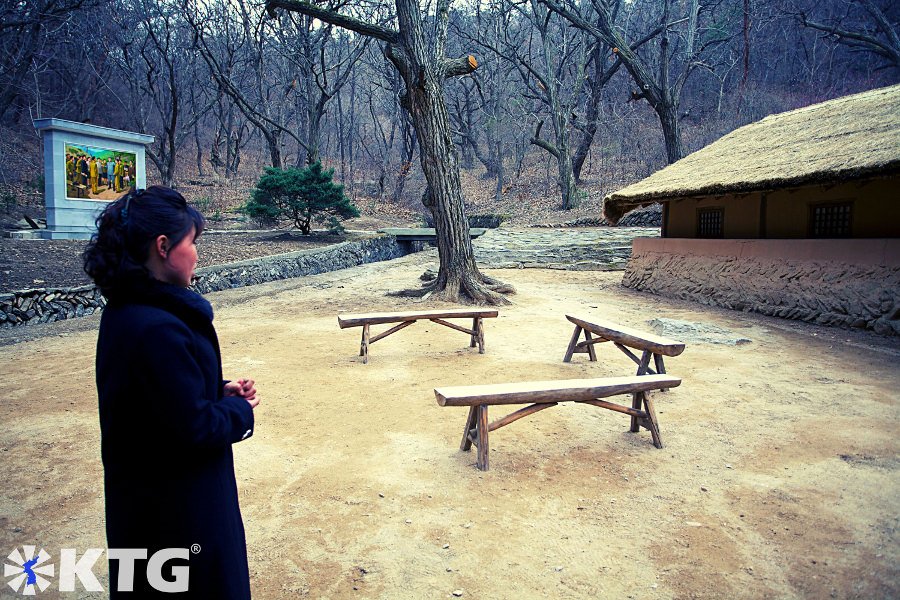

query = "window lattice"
[[811, 203, 852, 238], [697, 208, 723, 238]]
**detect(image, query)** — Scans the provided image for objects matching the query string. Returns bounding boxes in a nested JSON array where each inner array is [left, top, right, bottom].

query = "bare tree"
[[208, 89, 252, 178], [475, 0, 588, 208], [796, 0, 900, 69], [185, 0, 302, 169], [106, 0, 213, 187], [274, 15, 370, 165], [450, 2, 522, 203], [267, 0, 513, 303], [541, 0, 732, 164], [0, 0, 98, 122], [569, 5, 663, 182]]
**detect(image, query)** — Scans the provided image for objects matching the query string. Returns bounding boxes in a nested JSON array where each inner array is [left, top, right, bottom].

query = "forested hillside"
[[1, 0, 897, 225]]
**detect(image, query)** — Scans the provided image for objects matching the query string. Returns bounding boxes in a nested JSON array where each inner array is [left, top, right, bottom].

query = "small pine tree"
[[245, 162, 359, 234]]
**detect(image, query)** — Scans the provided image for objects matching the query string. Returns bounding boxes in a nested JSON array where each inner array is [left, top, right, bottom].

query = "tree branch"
[[265, 0, 399, 44], [442, 55, 478, 78], [530, 120, 559, 158], [800, 11, 900, 65]]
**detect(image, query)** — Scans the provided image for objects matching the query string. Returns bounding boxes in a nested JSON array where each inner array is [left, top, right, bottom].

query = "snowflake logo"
[[4, 546, 54, 596]]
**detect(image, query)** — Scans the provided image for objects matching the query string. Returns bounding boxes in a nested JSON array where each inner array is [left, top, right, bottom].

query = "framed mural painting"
[[33, 119, 154, 239], [65, 144, 138, 201]]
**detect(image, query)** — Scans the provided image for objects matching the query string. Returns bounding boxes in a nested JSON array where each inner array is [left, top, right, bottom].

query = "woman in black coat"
[[84, 186, 258, 598]]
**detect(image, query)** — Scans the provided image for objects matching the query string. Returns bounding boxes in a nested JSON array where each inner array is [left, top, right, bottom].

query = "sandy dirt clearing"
[[1, 249, 898, 599]]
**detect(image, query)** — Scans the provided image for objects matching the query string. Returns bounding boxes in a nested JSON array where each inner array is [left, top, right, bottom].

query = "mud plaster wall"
[[623, 238, 900, 336]]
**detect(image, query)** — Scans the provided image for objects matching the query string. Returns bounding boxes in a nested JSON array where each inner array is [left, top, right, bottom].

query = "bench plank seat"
[[435, 374, 681, 470], [565, 315, 685, 357], [435, 374, 680, 406], [338, 308, 498, 328], [563, 316, 685, 388], [338, 308, 498, 363]]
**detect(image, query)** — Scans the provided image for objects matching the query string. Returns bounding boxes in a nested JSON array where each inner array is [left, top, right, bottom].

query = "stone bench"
[[435, 374, 681, 470]]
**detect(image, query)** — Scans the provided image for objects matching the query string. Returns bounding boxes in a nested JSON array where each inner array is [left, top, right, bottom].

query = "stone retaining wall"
[[1, 235, 419, 328], [191, 235, 419, 293], [0, 285, 105, 327], [623, 238, 900, 335]]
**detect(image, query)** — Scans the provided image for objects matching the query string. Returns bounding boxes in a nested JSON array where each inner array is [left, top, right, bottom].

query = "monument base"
[[5, 230, 44, 239], [40, 228, 94, 240]]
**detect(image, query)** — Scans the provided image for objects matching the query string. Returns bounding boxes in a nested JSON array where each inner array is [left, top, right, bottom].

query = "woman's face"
[[160, 226, 198, 288]]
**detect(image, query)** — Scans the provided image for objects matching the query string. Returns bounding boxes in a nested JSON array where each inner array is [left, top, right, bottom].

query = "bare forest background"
[[1, 0, 898, 226]]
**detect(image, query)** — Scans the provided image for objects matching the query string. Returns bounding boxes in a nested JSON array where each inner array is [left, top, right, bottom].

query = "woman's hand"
[[224, 378, 259, 409]]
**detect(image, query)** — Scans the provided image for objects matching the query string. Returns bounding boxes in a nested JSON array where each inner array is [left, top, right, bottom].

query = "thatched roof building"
[[604, 84, 900, 224]]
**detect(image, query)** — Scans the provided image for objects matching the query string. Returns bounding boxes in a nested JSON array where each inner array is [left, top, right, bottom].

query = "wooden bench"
[[435, 374, 681, 470], [338, 308, 499, 363], [563, 315, 685, 381]]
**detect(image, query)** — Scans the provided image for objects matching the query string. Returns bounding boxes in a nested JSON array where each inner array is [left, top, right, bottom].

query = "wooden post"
[[360, 324, 370, 363], [636, 350, 652, 375], [653, 353, 666, 375], [469, 317, 477, 348], [563, 325, 583, 362], [653, 353, 669, 391], [630, 391, 641, 432], [584, 329, 598, 361], [460, 406, 478, 451], [476, 317, 485, 353], [476, 404, 490, 470], [641, 392, 663, 448]]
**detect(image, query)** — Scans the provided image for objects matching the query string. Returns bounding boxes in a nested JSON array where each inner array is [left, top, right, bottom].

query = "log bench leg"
[[476, 404, 490, 470], [470, 318, 477, 349], [476, 317, 485, 353], [627, 391, 663, 448], [564, 325, 598, 362], [630, 391, 642, 432], [460, 406, 478, 451], [635, 350, 652, 375], [460, 405, 491, 470], [359, 324, 370, 364], [654, 353, 669, 392], [563, 325, 583, 362], [584, 330, 597, 361], [640, 391, 663, 448]]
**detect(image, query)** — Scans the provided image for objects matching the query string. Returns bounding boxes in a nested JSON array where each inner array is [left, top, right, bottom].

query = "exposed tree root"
[[387, 272, 515, 305], [480, 273, 516, 295]]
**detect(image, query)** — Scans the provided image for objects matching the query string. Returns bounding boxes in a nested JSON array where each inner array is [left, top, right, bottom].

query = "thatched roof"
[[604, 84, 900, 224]]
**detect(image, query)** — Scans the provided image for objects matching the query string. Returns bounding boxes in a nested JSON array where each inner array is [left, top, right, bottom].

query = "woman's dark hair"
[[83, 185, 205, 293]]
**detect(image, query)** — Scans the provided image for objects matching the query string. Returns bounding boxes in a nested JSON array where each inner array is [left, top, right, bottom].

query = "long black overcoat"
[[96, 277, 254, 598]]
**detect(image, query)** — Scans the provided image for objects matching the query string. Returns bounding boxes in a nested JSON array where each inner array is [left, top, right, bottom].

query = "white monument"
[[33, 118, 155, 239]]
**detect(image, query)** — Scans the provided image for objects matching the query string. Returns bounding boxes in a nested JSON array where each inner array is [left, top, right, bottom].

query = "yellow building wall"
[[664, 175, 899, 238], [666, 193, 762, 238]]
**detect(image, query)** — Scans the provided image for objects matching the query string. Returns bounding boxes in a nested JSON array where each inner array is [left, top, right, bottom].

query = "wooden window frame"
[[809, 201, 853, 238], [697, 206, 724, 238]]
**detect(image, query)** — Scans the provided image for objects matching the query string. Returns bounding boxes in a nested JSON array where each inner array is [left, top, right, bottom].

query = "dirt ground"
[[1, 249, 898, 599]]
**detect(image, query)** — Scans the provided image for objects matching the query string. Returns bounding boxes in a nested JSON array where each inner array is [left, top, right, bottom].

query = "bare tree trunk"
[[193, 118, 204, 177], [267, 0, 513, 303], [659, 99, 683, 165], [391, 118, 416, 204], [572, 51, 602, 183]]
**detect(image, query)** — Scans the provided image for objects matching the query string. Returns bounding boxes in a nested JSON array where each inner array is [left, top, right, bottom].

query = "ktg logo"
[[4, 545, 195, 595]]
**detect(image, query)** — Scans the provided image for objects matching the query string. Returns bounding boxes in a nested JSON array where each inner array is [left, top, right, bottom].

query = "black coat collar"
[[107, 274, 214, 329]]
